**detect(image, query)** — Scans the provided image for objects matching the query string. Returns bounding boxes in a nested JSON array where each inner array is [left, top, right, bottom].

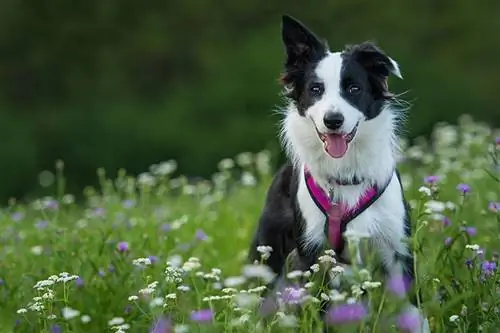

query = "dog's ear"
[[348, 41, 402, 79], [281, 15, 327, 73]]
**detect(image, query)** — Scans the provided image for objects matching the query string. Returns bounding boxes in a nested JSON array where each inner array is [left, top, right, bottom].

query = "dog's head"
[[280, 15, 402, 159]]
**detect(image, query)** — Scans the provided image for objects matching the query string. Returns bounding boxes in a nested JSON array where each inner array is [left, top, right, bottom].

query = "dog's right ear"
[[281, 15, 327, 73]]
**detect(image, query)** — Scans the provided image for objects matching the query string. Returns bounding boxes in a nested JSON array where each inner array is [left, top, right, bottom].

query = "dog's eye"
[[348, 84, 361, 95], [310, 83, 324, 96]]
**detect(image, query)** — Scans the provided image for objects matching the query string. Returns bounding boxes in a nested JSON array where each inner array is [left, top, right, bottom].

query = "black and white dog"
[[248, 15, 429, 332]]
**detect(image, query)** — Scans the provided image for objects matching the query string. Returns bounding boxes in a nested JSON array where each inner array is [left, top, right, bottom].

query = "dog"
[[247, 15, 430, 332]]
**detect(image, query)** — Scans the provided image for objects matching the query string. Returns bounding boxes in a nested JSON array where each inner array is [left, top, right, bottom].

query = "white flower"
[[242, 264, 276, 283], [329, 289, 346, 302], [449, 315, 459, 323], [465, 244, 480, 251], [174, 324, 190, 333], [310, 264, 320, 273], [165, 293, 177, 300], [218, 158, 235, 170], [256, 245, 273, 260], [424, 200, 446, 213], [47, 314, 57, 320], [31, 245, 43, 255], [81, 315, 91, 323], [331, 266, 345, 274], [62, 307, 80, 320], [128, 295, 139, 301], [318, 255, 336, 264], [233, 293, 260, 308], [108, 317, 125, 326], [177, 285, 190, 292], [16, 308, 27, 314], [137, 172, 156, 187], [132, 258, 152, 266], [224, 276, 246, 287], [149, 297, 164, 308], [418, 186, 432, 196], [362, 281, 382, 290], [286, 270, 303, 279]]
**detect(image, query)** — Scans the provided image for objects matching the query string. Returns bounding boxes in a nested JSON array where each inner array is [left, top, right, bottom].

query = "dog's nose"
[[323, 112, 344, 130]]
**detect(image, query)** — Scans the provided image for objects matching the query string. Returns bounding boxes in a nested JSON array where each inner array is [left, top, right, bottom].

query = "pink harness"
[[304, 166, 392, 254]]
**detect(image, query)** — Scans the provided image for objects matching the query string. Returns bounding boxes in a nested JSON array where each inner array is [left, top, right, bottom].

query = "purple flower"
[[190, 309, 214, 322], [424, 175, 440, 185], [161, 224, 171, 232], [326, 302, 368, 324], [442, 217, 451, 227], [456, 183, 471, 194], [465, 259, 473, 269], [98, 269, 106, 277], [495, 137, 500, 145], [51, 324, 62, 333], [122, 199, 136, 209], [388, 274, 412, 297], [195, 229, 208, 241], [150, 316, 172, 333], [11, 212, 24, 222], [117, 241, 129, 252], [75, 277, 84, 287], [482, 261, 497, 276], [108, 265, 116, 273], [280, 286, 305, 305], [444, 237, 453, 246], [488, 202, 500, 213], [397, 311, 420, 331], [148, 255, 158, 264], [35, 219, 49, 229], [460, 226, 477, 236], [44, 199, 59, 211], [92, 207, 106, 218]]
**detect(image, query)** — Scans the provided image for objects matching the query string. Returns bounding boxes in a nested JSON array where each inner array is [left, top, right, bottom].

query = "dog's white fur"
[[279, 52, 430, 332]]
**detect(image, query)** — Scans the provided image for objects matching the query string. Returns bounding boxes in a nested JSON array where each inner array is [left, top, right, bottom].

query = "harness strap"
[[304, 166, 393, 254]]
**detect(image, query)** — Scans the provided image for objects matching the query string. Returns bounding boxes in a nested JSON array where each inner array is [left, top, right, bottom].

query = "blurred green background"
[[1, 1, 499, 202]]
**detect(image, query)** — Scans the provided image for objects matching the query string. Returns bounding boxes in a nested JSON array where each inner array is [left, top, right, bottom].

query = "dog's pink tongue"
[[324, 134, 348, 158]]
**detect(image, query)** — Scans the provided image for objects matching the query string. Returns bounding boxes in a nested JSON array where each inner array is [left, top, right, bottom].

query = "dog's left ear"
[[349, 42, 403, 79]]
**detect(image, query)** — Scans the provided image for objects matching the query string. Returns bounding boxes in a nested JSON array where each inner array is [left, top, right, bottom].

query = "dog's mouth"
[[315, 123, 359, 159]]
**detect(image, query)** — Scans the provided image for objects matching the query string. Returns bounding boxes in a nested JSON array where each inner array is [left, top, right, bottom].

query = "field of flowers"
[[0, 115, 499, 333]]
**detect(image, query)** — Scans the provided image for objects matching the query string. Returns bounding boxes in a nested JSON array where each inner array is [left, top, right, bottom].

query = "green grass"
[[0, 115, 499, 333]]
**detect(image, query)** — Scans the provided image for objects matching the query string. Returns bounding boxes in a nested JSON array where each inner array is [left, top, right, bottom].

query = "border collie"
[[248, 15, 430, 332]]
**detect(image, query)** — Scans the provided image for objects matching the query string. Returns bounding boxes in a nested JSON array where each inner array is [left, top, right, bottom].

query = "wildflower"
[[161, 224, 172, 232], [11, 212, 24, 222], [481, 261, 497, 276], [466, 244, 480, 251], [388, 274, 411, 297], [418, 186, 431, 197], [35, 219, 49, 229], [256, 245, 273, 260], [51, 324, 62, 333], [444, 237, 453, 246], [396, 311, 420, 331], [31, 245, 43, 255], [195, 229, 208, 241], [442, 216, 451, 227], [286, 270, 303, 279], [128, 295, 139, 301], [149, 255, 158, 265], [496, 137, 500, 145], [132, 258, 152, 266], [224, 276, 246, 287], [108, 317, 125, 326], [16, 308, 27, 314], [218, 158, 235, 170], [61, 307, 80, 320], [424, 175, 440, 185], [81, 315, 91, 323], [456, 183, 471, 194], [174, 324, 189, 333], [117, 241, 129, 253], [488, 202, 500, 213], [461, 226, 477, 236], [190, 309, 214, 322], [242, 264, 276, 283], [150, 317, 172, 333], [122, 200, 136, 209], [465, 259, 473, 269], [424, 200, 446, 213], [449, 315, 459, 323], [281, 286, 306, 305], [326, 302, 368, 324], [149, 297, 165, 308]]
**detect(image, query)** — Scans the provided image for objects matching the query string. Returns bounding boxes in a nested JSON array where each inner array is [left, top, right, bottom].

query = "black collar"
[[329, 175, 364, 186]]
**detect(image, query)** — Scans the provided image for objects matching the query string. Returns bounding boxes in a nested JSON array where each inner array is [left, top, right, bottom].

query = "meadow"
[[1, 114, 499, 333]]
